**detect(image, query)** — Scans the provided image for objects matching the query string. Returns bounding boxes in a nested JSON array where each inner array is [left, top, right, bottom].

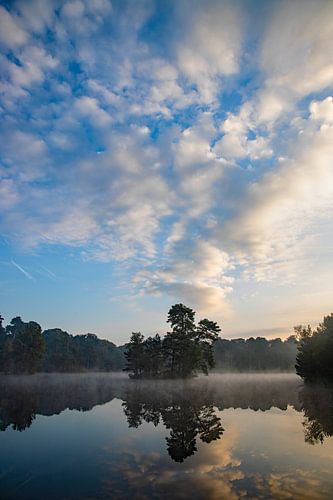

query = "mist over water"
[[0, 373, 333, 499]]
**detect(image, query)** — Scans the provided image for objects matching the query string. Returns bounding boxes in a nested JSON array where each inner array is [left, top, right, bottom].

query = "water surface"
[[0, 373, 332, 499]]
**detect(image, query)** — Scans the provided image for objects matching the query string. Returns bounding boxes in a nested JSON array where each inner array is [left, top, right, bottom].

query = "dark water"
[[0, 373, 333, 500]]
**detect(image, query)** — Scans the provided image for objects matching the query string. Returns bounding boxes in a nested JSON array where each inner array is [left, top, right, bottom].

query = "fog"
[[0, 372, 303, 431]]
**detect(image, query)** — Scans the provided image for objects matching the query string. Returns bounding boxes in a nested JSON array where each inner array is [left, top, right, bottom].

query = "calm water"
[[0, 373, 333, 500]]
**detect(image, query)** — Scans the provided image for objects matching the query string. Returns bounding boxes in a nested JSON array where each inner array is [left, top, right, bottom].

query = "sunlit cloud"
[[0, 0, 333, 338]]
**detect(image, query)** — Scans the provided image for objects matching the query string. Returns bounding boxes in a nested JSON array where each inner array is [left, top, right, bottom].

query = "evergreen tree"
[[142, 334, 163, 377], [123, 332, 145, 378], [196, 319, 221, 374], [164, 304, 200, 378], [0, 313, 6, 372], [295, 314, 333, 381], [124, 304, 222, 379]]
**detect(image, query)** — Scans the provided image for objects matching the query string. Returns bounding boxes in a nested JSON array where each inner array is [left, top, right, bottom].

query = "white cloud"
[[171, 112, 228, 217], [87, 79, 120, 106], [62, 1, 85, 19], [74, 96, 112, 126], [5, 45, 58, 91], [0, 179, 19, 210], [214, 103, 273, 160], [16, 0, 55, 34], [310, 96, 333, 124], [165, 220, 187, 253], [221, 98, 333, 281], [0, 131, 48, 182], [0, 6, 28, 48], [136, 240, 234, 318], [175, 0, 242, 102], [257, 0, 333, 123]]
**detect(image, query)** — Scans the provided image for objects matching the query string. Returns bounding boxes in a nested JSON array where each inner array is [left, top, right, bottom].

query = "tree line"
[[0, 315, 123, 374], [3, 306, 321, 376], [213, 336, 298, 372]]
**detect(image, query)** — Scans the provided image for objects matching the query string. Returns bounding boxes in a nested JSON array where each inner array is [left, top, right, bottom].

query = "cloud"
[[172, 112, 228, 217], [257, 0, 333, 123], [0, 130, 48, 182], [0, 6, 28, 48], [136, 240, 234, 318], [212, 101, 274, 161], [219, 97, 333, 281], [0, 179, 19, 210], [74, 96, 112, 127], [175, 0, 243, 103], [1, 0, 333, 334], [62, 0, 86, 19], [16, 0, 55, 34], [310, 96, 333, 124]]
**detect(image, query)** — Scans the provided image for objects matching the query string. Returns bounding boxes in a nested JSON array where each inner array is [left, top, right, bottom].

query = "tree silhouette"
[[124, 304, 222, 379], [295, 314, 333, 381], [2, 317, 45, 374], [124, 332, 145, 378]]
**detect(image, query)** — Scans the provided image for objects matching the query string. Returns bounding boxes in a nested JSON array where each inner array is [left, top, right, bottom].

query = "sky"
[[1, 0, 333, 344]]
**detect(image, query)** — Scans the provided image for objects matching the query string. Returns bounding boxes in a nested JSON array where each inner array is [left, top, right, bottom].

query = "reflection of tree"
[[0, 389, 37, 431], [122, 383, 224, 462], [122, 384, 161, 428], [0, 374, 124, 432], [300, 383, 333, 445]]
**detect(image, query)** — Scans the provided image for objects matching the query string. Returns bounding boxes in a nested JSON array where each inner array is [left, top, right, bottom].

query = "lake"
[[0, 373, 333, 499]]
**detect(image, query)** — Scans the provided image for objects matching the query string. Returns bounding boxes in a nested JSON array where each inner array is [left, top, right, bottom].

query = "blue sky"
[[1, 0, 333, 344]]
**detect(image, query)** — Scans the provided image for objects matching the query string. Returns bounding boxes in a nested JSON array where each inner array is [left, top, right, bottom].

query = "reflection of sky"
[[1, 398, 333, 498]]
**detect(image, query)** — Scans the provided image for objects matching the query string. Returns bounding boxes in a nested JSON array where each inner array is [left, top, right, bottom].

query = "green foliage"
[[0, 307, 302, 376], [295, 314, 333, 381], [124, 332, 145, 378], [0, 315, 125, 374], [42, 329, 125, 372], [0, 316, 45, 374], [124, 304, 221, 379]]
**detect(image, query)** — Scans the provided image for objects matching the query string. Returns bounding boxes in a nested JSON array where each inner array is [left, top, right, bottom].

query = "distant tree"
[[3, 317, 44, 374], [42, 328, 125, 372], [196, 319, 221, 374], [42, 328, 80, 372], [124, 332, 145, 378], [142, 334, 163, 377], [213, 335, 298, 372], [0, 313, 6, 372]]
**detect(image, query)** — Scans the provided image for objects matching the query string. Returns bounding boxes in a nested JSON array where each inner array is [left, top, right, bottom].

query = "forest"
[[0, 315, 124, 374], [0, 307, 311, 376]]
